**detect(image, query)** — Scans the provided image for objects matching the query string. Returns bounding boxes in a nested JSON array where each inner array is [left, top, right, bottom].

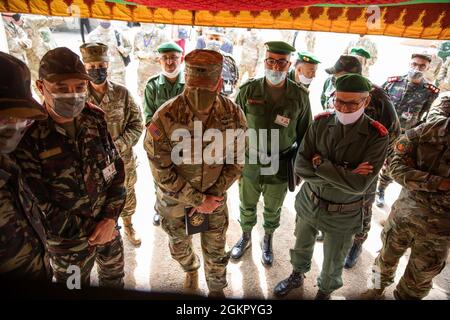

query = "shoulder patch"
[[148, 122, 162, 141], [85, 102, 105, 115], [370, 120, 388, 137], [394, 136, 413, 155], [387, 76, 401, 83], [314, 111, 333, 121], [424, 83, 440, 94]]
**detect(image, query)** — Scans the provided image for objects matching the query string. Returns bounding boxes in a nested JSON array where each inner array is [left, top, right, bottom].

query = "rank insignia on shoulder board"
[[424, 83, 440, 94]]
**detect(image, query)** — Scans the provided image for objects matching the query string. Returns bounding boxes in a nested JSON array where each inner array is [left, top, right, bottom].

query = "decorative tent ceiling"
[[0, 0, 449, 39]]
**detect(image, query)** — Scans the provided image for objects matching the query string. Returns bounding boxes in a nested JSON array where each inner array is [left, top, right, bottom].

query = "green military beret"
[[335, 73, 372, 93], [157, 42, 183, 53], [350, 47, 371, 59], [265, 41, 296, 55], [296, 51, 320, 64]]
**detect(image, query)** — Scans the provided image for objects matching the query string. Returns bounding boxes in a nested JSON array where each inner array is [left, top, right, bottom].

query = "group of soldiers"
[[1, 17, 449, 300]]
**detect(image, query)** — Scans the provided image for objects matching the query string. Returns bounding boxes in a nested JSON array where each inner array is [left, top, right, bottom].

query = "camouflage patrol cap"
[[79, 42, 109, 63], [0, 52, 47, 120], [184, 49, 223, 90], [325, 55, 362, 75], [411, 53, 432, 62], [350, 47, 371, 59], [335, 73, 372, 93], [39, 47, 92, 82]]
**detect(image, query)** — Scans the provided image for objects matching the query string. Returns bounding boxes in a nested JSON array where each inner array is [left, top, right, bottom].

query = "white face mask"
[[265, 69, 287, 86], [0, 120, 33, 154], [162, 65, 182, 79], [299, 74, 313, 85], [335, 106, 365, 125]]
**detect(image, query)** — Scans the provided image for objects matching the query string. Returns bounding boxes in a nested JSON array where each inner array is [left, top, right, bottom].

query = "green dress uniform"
[[236, 77, 312, 234], [292, 111, 389, 294], [143, 73, 185, 125]]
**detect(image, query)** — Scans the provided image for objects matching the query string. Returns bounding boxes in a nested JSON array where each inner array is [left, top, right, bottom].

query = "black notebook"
[[185, 208, 209, 235]]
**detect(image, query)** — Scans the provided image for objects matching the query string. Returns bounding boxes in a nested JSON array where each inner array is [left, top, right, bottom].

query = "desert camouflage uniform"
[[133, 28, 169, 97], [87, 81, 143, 219], [427, 93, 450, 122], [238, 31, 264, 84], [14, 103, 126, 288], [87, 26, 131, 86], [344, 36, 378, 77], [378, 75, 440, 190], [423, 54, 443, 85], [144, 94, 247, 291], [372, 117, 450, 299], [0, 154, 51, 281], [2, 19, 31, 63], [437, 57, 450, 91]]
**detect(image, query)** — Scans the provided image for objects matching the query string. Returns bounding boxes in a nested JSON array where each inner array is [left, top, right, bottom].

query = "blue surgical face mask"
[[205, 40, 221, 52], [265, 69, 287, 86], [100, 22, 111, 29]]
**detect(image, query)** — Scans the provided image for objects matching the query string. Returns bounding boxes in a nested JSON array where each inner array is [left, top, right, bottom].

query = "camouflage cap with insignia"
[[350, 47, 371, 59], [411, 52, 432, 62], [0, 52, 47, 120], [184, 49, 223, 90], [79, 42, 109, 63], [296, 51, 320, 64], [157, 42, 183, 54], [265, 41, 296, 55], [39, 47, 92, 82], [325, 54, 362, 75]]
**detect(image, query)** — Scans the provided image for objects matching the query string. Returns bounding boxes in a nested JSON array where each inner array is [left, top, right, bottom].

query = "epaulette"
[[86, 102, 105, 115], [314, 111, 334, 121], [387, 76, 401, 83], [424, 83, 440, 94], [370, 120, 388, 137]]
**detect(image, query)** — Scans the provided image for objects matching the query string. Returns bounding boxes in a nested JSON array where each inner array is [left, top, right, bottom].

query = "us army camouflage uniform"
[[87, 81, 143, 219], [133, 28, 169, 97], [437, 57, 450, 91], [238, 31, 264, 85], [427, 93, 450, 122], [0, 154, 51, 281], [378, 75, 440, 190], [344, 36, 378, 77], [14, 103, 126, 288], [87, 26, 131, 86], [372, 117, 450, 300], [353, 85, 401, 245], [144, 94, 247, 291], [2, 18, 31, 63], [423, 54, 443, 85]]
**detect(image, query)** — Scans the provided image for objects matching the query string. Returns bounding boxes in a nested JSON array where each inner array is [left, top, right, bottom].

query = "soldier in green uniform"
[[287, 51, 320, 89], [0, 52, 51, 282], [14, 47, 126, 288], [230, 41, 312, 266], [320, 55, 362, 110], [375, 53, 440, 207], [80, 42, 144, 246], [348, 47, 371, 77], [363, 115, 450, 300], [143, 42, 185, 226], [274, 74, 389, 300], [144, 49, 247, 298]]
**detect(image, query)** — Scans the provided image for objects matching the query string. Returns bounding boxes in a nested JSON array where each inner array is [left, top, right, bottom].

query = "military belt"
[[309, 191, 364, 213]]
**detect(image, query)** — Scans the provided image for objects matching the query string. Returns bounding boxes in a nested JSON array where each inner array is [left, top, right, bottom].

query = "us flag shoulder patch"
[[148, 122, 162, 141]]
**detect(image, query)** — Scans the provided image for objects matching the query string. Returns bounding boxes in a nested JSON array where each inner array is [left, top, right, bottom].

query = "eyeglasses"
[[332, 96, 367, 110], [160, 55, 181, 62], [410, 62, 427, 71], [265, 58, 290, 68]]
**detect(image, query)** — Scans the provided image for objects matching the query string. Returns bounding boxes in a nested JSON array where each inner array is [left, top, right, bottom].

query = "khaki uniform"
[[238, 32, 264, 84], [87, 81, 143, 219], [2, 19, 31, 63], [437, 57, 450, 91], [344, 36, 378, 77], [144, 94, 247, 291]]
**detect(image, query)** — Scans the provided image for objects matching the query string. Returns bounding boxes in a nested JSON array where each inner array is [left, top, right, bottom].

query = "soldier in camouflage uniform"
[[80, 43, 144, 247], [1, 13, 31, 63], [363, 116, 450, 300], [0, 52, 51, 282], [375, 53, 440, 207], [133, 23, 170, 98], [143, 42, 185, 226], [21, 14, 64, 97], [87, 20, 131, 86], [144, 49, 247, 298], [437, 57, 450, 91], [427, 93, 450, 122], [344, 35, 378, 77], [14, 47, 126, 288], [237, 29, 264, 85]]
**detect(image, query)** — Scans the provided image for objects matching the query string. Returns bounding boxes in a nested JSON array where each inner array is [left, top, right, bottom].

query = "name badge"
[[275, 114, 290, 127], [102, 162, 117, 182]]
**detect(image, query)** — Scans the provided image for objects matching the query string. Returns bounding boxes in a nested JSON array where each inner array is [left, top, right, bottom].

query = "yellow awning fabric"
[[0, 0, 449, 39]]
